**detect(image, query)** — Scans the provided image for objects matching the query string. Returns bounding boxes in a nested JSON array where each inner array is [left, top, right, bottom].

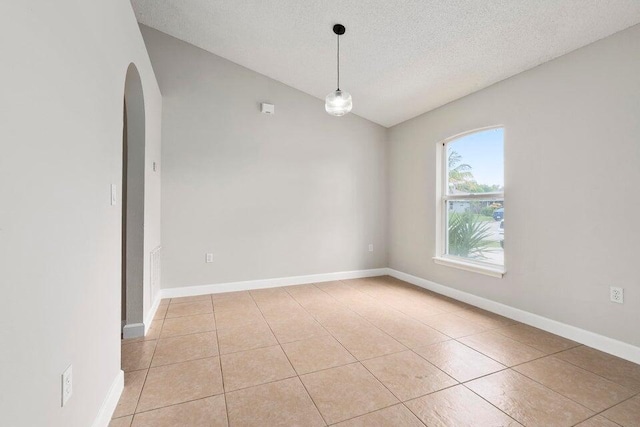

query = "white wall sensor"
[[261, 103, 275, 114]]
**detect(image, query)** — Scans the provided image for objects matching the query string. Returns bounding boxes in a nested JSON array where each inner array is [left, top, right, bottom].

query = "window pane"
[[446, 199, 504, 266], [447, 128, 504, 195]]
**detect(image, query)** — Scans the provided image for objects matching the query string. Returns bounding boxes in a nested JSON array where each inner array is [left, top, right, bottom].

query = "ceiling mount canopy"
[[325, 23, 352, 117]]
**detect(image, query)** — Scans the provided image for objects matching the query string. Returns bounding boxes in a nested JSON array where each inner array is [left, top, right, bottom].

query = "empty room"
[[2, 1, 640, 426]]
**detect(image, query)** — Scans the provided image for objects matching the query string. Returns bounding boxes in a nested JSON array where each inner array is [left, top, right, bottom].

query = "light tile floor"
[[111, 276, 640, 427]]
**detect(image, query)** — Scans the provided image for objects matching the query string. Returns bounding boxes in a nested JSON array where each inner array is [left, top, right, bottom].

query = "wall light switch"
[[368, 244, 374, 252], [61, 365, 72, 407], [110, 184, 117, 206], [206, 253, 214, 263]]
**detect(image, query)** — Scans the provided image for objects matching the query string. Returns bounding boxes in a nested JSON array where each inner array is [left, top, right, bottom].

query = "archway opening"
[[122, 63, 146, 339]]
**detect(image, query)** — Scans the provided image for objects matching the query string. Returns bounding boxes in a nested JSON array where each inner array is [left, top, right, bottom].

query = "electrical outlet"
[[205, 253, 214, 263], [610, 286, 624, 304], [368, 244, 374, 252], [61, 365, 72, 407]]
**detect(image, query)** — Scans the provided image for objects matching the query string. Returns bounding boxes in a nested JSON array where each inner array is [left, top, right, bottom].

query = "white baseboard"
[[160, 268, 389, 299], [122, 323, 144, 339], [92, 370, 124, 427], [144, 294, 162, 334], [387, 268, 640, 365]]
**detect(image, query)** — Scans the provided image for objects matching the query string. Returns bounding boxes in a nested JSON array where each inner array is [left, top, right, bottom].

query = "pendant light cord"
[[337, 33, 340, 91]]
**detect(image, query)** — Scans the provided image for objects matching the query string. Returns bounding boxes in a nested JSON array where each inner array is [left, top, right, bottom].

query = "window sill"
[[432, 256, 505, 278]]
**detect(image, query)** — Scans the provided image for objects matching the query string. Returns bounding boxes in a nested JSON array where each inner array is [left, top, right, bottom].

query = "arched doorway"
[[122, 63, 146, 339]]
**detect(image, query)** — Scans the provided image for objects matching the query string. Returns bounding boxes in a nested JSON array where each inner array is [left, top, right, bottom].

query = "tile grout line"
[[308, 282, 412, 353], [316, 279, 580, 425], [129, 392, 225, 418], [285, 283, 439, 424], [567, 391, 638, 426], [278, 285, 408, 424], [311, 280, 463, 425], [459, 382, 527, 426], [211, 293, 232, 427], [509, 356, 637, 415], [246, 289, 329, 426], [129, 310, 169, 416]]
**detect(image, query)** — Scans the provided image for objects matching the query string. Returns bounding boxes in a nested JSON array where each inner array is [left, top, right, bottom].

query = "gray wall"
[[387, 24, 640, 347], [0, 2, 162, 426], [140, 27, 388, 289]]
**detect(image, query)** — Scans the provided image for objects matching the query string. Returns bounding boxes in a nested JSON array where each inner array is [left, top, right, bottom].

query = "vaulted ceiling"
[[131, 0, 640, 127]]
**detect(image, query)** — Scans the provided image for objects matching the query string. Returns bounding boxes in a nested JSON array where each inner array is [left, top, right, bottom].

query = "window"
[[435, 127, 505, 277]]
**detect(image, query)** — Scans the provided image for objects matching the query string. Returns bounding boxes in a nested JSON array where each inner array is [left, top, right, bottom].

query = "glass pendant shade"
[[325, 89, 353, 116]]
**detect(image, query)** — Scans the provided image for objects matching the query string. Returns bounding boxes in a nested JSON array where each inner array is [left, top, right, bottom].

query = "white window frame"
[[433, 126, 505, 278]]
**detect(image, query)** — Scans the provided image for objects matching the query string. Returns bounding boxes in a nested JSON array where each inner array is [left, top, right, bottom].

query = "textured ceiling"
[[131, 0, 640, 127]]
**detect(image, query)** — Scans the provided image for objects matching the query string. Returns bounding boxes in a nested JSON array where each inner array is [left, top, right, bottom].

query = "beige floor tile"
[[170, 294, 211, 304], [153, 305, 168, 320], [151, 331, 218, 367], [266, 317, 328, 343], [393, 303, 448, 323], [226, 377, 324, 427], [424, 296, 472, 313], [165, 300, 213, 318], [220, 345, 295, 391], [333, 404, 424, 427], [327, 324, 406, 360], [363, 350, 457, 401], [213, 307, 265, 329], [131, 395, 227, 427], [575, 415, 621, 427], [315, 280, 353, 292], [136, 357, 223, 412], [556, 346, 640, 392], [313, 309, 370, 331], [144, 319, 163, 341], [514, 356, 635, 412], [602, 394, 640, 426], [467, 370, 593, 426], [288, 290, 336, 308], [211, 290, 252, 302], [454, 308, 518, 329], [406, 385, 520, 427], [370, 315, 450, 349], [414, 340, 505, 382], [249, 287, 289, 298], [254, 298, 302, 315], [213, 298, 258, 312], [121, 340, 156, 372], [281, 335, 356, 374], [420, 312, 489, 338], [109, 416, 133, 427], [300, 363, 398, 424], [211, 291, 255, 307], [160, 314, 216, 338], [113, 370, 147, 418], [458, 331, 545, 366], [217, 321, 277, 354], [261, 306, 312, 323], [493, 324, 579, 354]]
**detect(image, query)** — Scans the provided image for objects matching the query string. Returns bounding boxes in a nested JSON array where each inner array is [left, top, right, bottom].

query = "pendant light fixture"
[[325, 24, 352, 116]]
